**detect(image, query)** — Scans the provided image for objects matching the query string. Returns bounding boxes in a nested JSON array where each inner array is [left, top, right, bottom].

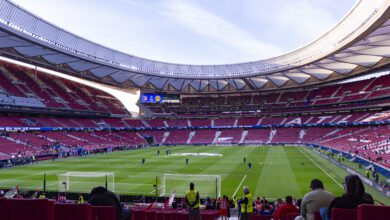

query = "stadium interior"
[[0, 0, 389, 220]]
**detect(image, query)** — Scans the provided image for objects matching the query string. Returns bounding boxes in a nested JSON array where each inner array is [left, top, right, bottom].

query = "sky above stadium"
[[12, 0, 356, 65]]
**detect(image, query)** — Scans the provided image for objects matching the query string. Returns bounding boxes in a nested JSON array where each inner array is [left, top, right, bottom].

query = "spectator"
[[238, 186, 253, 220], [57, 193, 67, 203], [260, 196, 267, 204], [185, 182, 201, 220], [296, 179, 335, 220], [321, 175, 374, 220], [274, 195, 298, 220], [89, 186, 130, 220], [219, 195, 228, 220], [259, 204, 274, 216], [273, 198, 283, 219]]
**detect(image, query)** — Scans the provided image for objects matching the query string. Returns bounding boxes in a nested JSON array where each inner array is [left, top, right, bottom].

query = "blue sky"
[[12, 0, 356, 65]]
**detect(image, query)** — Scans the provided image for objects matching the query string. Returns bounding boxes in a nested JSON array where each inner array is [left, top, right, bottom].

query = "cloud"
[[159, 0, 283, 61], [272, 1, 337, 47]]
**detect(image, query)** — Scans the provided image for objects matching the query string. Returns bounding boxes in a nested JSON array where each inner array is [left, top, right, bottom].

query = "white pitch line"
[[149, 186, 162, 194], [297, 147, 343, 189], [0, 171, 56, 183], [232, 175, 247, 198]]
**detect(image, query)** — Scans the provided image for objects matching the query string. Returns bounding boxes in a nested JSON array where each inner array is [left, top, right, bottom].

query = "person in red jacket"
[[274, 195, 298, 220]]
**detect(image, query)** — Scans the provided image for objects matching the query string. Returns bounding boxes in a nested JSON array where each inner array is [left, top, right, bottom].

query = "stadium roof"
[[1, 0, 390, 92]]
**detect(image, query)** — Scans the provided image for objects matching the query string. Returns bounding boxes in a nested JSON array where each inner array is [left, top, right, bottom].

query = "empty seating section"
[[164, 130, 190, 145], [237, 117, 259, 126], [190, 119, 211, 127], [139, 130, 165, 143], [261, 117, 285, 125], [272, 128, 301, 143], [0, 117, 24, 127], [279, 91, 308, 102], [214, 118, 235, 126], [146, 119, 166, 127], [0, 137, 27, 154], [217, 129, 243, 144], [166, 119, 188, 127], [143, 74, 390, 116], [122, 119, 145, 128], [0, 64, 127, 115], [301, 127, 337, 143], [244, 129, 271, 144], [190, 130, 216, 144]]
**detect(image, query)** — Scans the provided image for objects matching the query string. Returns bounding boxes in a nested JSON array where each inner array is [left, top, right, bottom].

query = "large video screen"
[[140, 93, 180, 103]]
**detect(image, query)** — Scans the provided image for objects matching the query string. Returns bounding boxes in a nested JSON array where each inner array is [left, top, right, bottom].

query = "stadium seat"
[[251, 214, 273, 220], [331, 208, 357, 220], [131, 208, 146, 220], [357, 204, 390, 220], [145, 210, 156, 220], [7, 198, 53, 220], [55, 203, 92, 220], [285, 213, 300, 220], [201, 210, 220, 220], [92, 206, 117, 220], [314, 211, 322, 220], [0, 198, 8, 220]]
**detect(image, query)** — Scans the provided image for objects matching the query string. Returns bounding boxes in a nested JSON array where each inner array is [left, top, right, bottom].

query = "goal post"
[[58, 172, 115, 193], [161, 174, 221, 198]]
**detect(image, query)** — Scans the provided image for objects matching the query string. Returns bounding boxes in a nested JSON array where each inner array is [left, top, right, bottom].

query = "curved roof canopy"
[[1, 0, 390, 92]]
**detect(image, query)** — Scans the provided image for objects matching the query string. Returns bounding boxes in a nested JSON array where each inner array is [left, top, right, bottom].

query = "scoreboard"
[[140, 93, 180, 103]]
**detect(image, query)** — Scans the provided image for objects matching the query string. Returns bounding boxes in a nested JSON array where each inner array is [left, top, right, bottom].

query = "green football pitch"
[[0, 146, 389, 204]]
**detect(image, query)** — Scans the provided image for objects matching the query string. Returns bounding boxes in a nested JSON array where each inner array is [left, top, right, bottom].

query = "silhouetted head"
[[189, 182, 194, 190], [90, 186, 107, 197], [310, 179, 324, 190], [285, 195, 293, 204], [344, 175, 365, 198]]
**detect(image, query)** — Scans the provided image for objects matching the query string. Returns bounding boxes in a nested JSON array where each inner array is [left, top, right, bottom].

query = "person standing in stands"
[[295, 179, 335, 220], [219, 195, 229, 220], [238, 186, 253, 220], [185, 182, 201, 220], [320, 174, 374, 220], [274, 195, 298, 220]]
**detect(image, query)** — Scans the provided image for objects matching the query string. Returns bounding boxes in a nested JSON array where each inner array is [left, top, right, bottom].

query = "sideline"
[[296, 147, 343, 189], [232, 174, 247, 197]]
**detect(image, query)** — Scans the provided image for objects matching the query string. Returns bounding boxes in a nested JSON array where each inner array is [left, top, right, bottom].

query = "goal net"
[[215, 137, 233, 146], [161, 174, 221, 198], [58, 172, 115, 192]]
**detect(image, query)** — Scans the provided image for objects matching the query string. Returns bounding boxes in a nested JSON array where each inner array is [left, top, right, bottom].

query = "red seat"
[[7, 198, 53, 220], [145, 210, 156, 220], [357, 204, 390, 220], [314, 211, 322, 220], [332, 208, 357, 220], [0, 198, 8, 220], [201, 210, 220, 220], [251, 214, 273, 220], [131, 208, 146, 220], [92, 206, 117, 220], [285, 213, 300, 220], [55, 203, 92, 220]]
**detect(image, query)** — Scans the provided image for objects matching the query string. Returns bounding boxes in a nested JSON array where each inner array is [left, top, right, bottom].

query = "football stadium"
[[0, 0, 389, 219]]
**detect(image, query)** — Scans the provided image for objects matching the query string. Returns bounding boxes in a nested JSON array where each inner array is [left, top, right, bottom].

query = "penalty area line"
[[296, 147, 343, 189], [232, 174, 247, 198]]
